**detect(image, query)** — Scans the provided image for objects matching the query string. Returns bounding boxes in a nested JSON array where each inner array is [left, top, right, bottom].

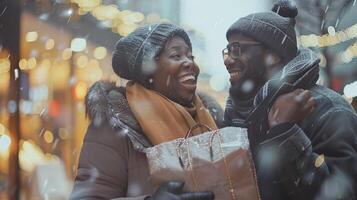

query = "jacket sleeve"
[[69, 123, 150, 200], [256, 108, 357, 199]]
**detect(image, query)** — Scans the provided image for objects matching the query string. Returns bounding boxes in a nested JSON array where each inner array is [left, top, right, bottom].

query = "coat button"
[[314, 154, 325, 168]]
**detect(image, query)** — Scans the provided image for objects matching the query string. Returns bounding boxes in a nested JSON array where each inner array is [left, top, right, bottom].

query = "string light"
[[93, 46, 107, 59], [19, 59, 28, 70], [300, 23, 357, 48], [25, 31, 38, 42], [27, 57, 37, 70], [0, 58, 10, 74], [71, 38, 87, 52], [74, 81, 88, 100], [76, 55, 88, 68], [44, 130, 54, 143], [62, 48, 73, 60], [70, 1, 160, 36], [45, 39, 55, 50], [340, 42, 357, 63]]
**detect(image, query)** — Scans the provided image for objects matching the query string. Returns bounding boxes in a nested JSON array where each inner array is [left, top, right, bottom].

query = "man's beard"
[[229, 61, 267, 101]]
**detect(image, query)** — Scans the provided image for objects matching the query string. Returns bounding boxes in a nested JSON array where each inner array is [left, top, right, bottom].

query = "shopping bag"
[[145, 124, 261, 200]]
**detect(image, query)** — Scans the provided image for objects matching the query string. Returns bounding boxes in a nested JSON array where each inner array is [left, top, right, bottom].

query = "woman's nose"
[[182, 57, 195, 70]]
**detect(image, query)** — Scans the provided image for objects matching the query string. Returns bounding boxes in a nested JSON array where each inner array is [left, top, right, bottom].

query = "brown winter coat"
[[70, 81, 224, 200]]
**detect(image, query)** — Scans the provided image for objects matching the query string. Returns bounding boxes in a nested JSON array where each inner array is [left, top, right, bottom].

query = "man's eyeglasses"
[[222, 41, 262, 60]]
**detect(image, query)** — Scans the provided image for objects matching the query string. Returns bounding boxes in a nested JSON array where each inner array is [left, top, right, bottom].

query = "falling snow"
[[38, 128, 45, 138], [52, 139, 59, 150], [40, 108, 47, 117], [14, 69, 19, 80], [39, 13, 50, 21], [0, 6, 7, 17], [321, 19, 325, 31]]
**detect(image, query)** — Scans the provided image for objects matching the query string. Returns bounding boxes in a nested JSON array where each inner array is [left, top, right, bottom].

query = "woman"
[[70, 23, 223, 199]]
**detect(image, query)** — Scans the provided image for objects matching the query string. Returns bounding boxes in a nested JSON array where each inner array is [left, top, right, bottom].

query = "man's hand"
[[268, 89, 315, 128]]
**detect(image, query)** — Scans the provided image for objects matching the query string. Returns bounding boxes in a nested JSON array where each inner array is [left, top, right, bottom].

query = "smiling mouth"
[[229, 71, 242, 82], [178, 74, 197, 90]]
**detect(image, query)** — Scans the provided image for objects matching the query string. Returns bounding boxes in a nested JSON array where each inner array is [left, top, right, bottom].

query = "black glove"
[[147, 181, 214, 200]]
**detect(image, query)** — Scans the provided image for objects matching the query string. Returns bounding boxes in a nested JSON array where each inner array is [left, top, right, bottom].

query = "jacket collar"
[[85, 81, 224, 152]]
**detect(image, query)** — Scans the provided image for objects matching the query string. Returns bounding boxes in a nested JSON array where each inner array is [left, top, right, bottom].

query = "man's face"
[[223, 33, 274, 100]]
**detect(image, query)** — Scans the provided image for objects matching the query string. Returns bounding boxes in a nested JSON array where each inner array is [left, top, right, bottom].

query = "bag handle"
[[184, 123, 212, 139], [177, 124, 213, 169]]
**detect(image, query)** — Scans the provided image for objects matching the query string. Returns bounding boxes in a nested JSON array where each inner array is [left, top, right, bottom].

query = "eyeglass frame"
[[222, 41, 262, 60]]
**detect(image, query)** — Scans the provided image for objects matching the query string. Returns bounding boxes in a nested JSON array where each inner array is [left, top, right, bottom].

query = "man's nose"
[[224, 56, 236, 69]]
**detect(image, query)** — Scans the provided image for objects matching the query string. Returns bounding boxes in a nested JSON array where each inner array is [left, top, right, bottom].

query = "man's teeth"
[[230, 72, 240, 79], [180, 75, 196, 82]]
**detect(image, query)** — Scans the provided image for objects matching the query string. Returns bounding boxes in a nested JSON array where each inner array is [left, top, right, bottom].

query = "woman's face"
[[152, 36, 199, 106]]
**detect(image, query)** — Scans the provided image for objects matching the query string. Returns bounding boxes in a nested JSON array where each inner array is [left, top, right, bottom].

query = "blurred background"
[[0, 0, 356, 199]]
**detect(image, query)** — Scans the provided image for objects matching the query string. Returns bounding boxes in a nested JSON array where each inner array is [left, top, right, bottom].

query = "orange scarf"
[[126, 81, 217, 145]]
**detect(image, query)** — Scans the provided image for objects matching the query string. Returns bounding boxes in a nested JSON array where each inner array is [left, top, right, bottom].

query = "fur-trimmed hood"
[[85, 80, 224, 151]]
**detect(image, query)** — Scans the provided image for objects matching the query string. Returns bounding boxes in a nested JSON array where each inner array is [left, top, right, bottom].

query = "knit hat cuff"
[[112, 23, 192, 86], [227, 17, 298, 61]]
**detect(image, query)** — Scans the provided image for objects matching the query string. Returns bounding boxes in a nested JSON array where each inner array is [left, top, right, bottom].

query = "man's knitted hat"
[[226, 0, 298, 62], [112, 23, 192, 86]]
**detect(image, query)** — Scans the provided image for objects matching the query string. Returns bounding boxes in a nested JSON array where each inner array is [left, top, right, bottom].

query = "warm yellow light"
[[123, 11, 145, 23], [59, 128, 69, 140], [300, 23, 357, 48], [146, 13, 161, 23], [44, 130, 54, 143], [117, 23, 137, 36], [92, 5, 119, 20], [26, 31, 38, 42], [19, 59, 28, 70], [340, 42, 357, 63], [78, 0, 101, 12], [62, 48, 72, 60], [76, 55, 88, 68], [20, 140, 46, 172], [94, 47, 107, 60], [45, 39, 55, 50], [74, 81, 88, 100], [71, 38, 87, 52], [0, 58, 10, 74], [41, 59, 51, 68], [132, 12, 145, 23], [88, 59, 99, 68], [0, 123, 5, 135], [27, 57, 37, 69], [89, 66, 103, 82], [77, 7, 88, 15], [0, 135, 11, 154]]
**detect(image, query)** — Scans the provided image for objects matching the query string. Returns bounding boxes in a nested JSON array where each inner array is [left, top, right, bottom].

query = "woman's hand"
[[268, 89, 315, 128], [147, 181, 214, 200]]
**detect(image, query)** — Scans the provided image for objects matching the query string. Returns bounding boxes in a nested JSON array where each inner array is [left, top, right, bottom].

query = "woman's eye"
[[188, 55, 195, 60], [170, 54, 181, 60]]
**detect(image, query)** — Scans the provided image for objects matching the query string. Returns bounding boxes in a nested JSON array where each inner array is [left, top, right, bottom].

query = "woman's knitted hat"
[[112, 23, 192, 86]]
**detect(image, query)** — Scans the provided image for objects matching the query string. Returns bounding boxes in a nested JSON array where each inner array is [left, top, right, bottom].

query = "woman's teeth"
[[180, 75, 196, 82]]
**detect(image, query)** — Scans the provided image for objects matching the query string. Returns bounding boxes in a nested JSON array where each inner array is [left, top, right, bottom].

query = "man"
[[223, 0, 357, 199]]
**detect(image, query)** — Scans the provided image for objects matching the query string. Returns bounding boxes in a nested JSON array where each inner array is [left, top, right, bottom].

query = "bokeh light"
[[71, 38, 87, 52]]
